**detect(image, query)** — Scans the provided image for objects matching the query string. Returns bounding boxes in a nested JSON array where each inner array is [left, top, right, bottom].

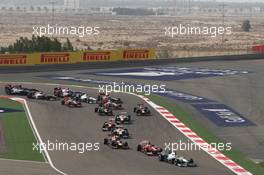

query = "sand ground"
[[0, 13, 263, 58]]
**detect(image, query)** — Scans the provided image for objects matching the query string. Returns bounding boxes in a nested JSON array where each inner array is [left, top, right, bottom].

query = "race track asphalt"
[[0, 84, 234, 175], [0, 159, 58, 175], [1, 59, 264, 174], [20, 59, 262, 162]]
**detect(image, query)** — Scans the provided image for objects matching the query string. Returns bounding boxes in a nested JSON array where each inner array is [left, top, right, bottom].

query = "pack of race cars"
[[4, 84, 197, 168]]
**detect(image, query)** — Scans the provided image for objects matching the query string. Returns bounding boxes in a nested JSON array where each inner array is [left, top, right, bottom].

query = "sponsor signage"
[[40, 53, 70, 64], [83, 51, 111, 61], [192, 103, 255, 127], [0, 49, 156, 66], [0, 55, 27, 65], [123, 50, 150, 59], [157, 90, 254, 127]]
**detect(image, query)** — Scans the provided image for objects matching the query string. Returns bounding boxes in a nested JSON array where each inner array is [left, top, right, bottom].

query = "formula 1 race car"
[[174, 156, 197, 167], [103, 101, 123, 110], [5, 84, 38, 96], [109, 96, 123, 104], [27, 91, 57, 101], [61, 97, 82, 108], [103, 136, 129, 149], [54, 87, 73, 98], [137, 140, 162, 156], [72, 92, 97, 104], [111, 126, 130, 139], [97, 93, 109, 104], [158, 149, 197, 167], [102, 119, 116, 131], [95, 106, 113, 116], [158, 150, 177, 164], [97, 93, 123, 104], [133, 104, 151, 116], [115, 112, 131, 124]]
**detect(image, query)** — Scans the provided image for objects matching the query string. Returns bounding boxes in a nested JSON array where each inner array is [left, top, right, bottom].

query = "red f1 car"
[[137, 140, 162, 156], [103, 101, 123, 110], [103, 135, 129, 149], [102, 119, 116, 131], [61, 97, 82, 108], [97, 93, 123, 104], [134, 104, 151, 116]]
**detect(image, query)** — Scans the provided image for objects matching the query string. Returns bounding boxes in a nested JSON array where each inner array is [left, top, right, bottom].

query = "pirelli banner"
[[80, 49, 156, 62], [80, 50, 119, 62], [0, 53, 74, 66], [0, 49, 156, 66], [121, 49, 156, 60], [36, 52, 80, 64], [0, 54, 31, 66]]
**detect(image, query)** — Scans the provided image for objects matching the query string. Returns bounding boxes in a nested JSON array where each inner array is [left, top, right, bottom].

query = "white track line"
[[0, 81, 253, 175], [22, 99, 67, 175]]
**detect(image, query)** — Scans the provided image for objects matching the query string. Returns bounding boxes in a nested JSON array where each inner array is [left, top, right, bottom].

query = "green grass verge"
[[148, 94, 264, 175], [0, 98, 44, 162]]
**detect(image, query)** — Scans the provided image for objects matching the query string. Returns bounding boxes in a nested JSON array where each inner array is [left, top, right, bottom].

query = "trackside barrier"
[[0, 49, 156, 66]]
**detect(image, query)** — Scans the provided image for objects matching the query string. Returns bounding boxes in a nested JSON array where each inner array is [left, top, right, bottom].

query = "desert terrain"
[[0, 12, 263, 58]]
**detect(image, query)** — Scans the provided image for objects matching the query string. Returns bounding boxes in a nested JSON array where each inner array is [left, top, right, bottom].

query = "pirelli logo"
[[83, 52, 111, 61], [123, 50, 149, 59], [0, 55, 27, 65], [41, 53, 70, 63]]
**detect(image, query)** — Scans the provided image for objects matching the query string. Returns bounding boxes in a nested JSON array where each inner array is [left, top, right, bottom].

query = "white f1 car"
[[159, 150, 197, 167], [111, 125, 130, 139], [115, 112, 131, 124], [174, 156, 196, 167], [27, 91, 57, 101], [72, 92, 97, 104], [54, 87, 73, 97]]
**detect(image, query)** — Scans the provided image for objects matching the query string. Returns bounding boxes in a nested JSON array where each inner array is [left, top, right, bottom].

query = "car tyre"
[[103, 138, 108, 145], [137, 145, 141, 151], [158, 155, 164, 161]]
